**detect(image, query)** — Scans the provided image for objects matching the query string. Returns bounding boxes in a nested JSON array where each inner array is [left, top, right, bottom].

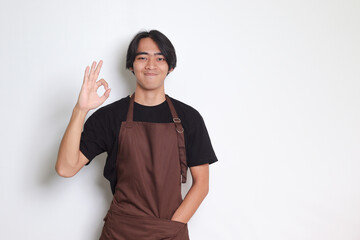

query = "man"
[[56, 30, 218, 239]]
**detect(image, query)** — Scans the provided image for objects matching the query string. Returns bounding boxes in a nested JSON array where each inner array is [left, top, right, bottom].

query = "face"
[[130, 37, 173, 91]]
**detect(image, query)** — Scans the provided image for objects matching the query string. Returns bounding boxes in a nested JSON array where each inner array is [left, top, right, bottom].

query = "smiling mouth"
[[144, 73, 158, 76]]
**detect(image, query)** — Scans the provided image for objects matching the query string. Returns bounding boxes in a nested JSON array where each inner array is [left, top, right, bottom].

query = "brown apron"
[[99, 93, 190, 240]]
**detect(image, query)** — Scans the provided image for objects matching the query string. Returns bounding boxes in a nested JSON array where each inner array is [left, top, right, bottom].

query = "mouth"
[[144, 72, 158, 76]]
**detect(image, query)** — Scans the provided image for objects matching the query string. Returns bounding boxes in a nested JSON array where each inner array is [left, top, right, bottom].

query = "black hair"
[[126, 30, 177, 73]]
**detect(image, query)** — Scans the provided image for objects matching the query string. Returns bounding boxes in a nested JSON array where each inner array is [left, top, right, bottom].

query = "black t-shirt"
[[80, 95, 218, 194]]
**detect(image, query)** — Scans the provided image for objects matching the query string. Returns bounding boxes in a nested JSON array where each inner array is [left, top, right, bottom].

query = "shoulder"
[[87, 96, 130, 123], [169, 95, 218, 167], [168, 96, 207, 134], [168, 96, 203, 121]]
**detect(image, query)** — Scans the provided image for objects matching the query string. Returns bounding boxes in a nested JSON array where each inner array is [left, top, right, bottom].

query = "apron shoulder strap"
[[125, 92, 135, 128], [165, 95, 188, 183]]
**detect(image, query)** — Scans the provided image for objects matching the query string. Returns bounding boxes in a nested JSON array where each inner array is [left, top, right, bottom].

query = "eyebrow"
[[135, 52, 164, 56]]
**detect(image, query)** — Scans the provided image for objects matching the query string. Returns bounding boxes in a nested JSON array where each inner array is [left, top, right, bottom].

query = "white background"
[[0, 0, 359, 239]]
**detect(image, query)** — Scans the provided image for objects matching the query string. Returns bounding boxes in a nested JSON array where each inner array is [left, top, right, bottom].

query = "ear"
[[168, 68, 174, 74], [129, 67, 135, 75]]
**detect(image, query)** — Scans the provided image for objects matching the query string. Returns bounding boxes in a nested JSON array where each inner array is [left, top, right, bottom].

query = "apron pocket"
[[107, 210, 188, 239], [158, 218, 188, 240], [159, 218, 186, 227]]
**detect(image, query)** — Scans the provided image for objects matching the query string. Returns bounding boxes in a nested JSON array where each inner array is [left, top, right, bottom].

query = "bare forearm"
[[55, 104, 88, 177], [56, 60, 109, 177], [171, 182, 209, 223]]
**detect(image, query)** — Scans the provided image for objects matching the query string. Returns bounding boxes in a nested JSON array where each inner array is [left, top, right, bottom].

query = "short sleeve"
[[80, 109, 108, 166], [185, 111, 218, 167]]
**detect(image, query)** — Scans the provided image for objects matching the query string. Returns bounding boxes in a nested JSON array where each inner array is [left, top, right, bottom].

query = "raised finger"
[[89, 61, 97, 81], [94, 60, 103, 79], [83, 66, 90, 83]]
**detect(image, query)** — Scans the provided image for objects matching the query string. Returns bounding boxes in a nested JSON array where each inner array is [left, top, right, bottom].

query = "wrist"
[[73, 103, 89, 116]]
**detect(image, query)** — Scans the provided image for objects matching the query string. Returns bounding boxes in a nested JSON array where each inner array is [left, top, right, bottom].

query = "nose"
[[145, 56, 157, 70]]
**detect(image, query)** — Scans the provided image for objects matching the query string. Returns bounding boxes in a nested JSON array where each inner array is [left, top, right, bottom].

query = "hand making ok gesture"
[[76, 60, 111, 112]]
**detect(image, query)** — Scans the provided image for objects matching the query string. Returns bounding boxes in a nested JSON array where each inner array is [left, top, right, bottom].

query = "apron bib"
[[99, 93, 189, 240]]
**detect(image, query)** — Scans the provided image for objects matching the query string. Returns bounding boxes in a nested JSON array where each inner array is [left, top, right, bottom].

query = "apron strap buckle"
[[173, 118, 181, 123], [176, 127, 184, 133]]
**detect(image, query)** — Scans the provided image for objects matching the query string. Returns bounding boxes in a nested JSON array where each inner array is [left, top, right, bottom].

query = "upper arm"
[[78, 150, 90, 168], [189, 163, 209, 193], [66, 151, 90, 177], [55, 150, 90, 178]]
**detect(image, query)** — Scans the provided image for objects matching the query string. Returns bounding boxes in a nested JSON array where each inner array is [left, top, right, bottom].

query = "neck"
[[133, 86, 166, 106]]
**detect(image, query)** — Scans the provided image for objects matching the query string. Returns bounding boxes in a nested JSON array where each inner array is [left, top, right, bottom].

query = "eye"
[[137, 56, 146, 60], [157, 57, 165, 61]]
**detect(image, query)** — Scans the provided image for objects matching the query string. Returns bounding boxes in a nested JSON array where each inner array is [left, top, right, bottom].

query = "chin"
[[137, 82, 163, 91]]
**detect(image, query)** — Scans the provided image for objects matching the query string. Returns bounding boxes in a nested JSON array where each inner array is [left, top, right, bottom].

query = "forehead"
[[136, 37, 162, 54]]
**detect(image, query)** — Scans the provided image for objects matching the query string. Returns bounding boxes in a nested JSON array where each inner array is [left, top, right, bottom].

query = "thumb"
[[100, 88, 111, 102]]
